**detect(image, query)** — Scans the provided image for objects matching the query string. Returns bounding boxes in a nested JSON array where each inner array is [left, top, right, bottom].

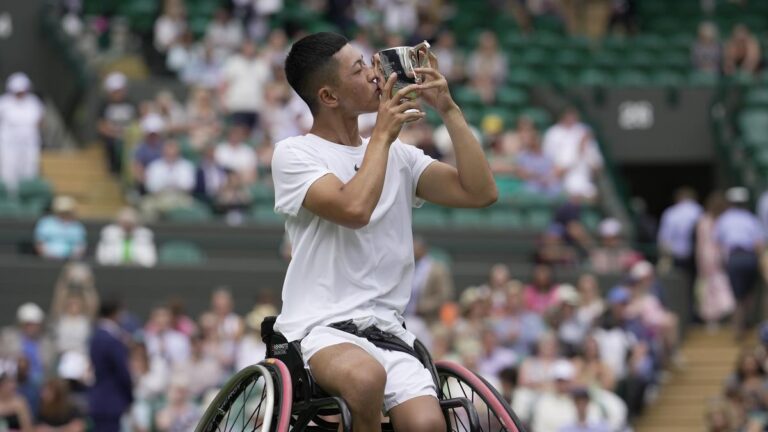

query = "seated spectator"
[[485, 119, 517, 177], [0, 362, 34, 432], [173, 334, 224, 400], [543, 108, 603, 201], [469, 71, 499, 106], [0, 72, 44, 194], [482, 263, 513, 312], [405, 237, 454, 325], [492, 282, 546, 357], [524, 264, 559, 314], [204, 8, 243, 59], [219, 39, 271, 132], [97, 72, 137, 175], [589, 218, 643, 274], [573, 335, 615, 391], [550, 284, 591, 353], [515, 125, 562, 197], [185, 88, 221, 151], [477, 326, 518, 383], [530, 361, 604, 432], [166, 30, 195, 76], [193, 144, 227, 206], [263, 28, 290, 74], [140, 139, 195, 221], [34, 196, 86, 260], [518, 333, 567, 391], [575, 273, 605, 326], [35, 378, 86, 431], [154, 377, 201, 432], [153, 0, 186, 55], [143, 306, 191, 366], [96, 207, 157, 267], [431, 30, 465, 83], [131, 113, 167, 194], [554, 193, 594, 255], [214, 171, 253, 225], [236, 304, 275, 372], [558, 387, 612, 432], [155, 90, 187, 135], [168, 297, 197, 337], [454, 287, 492, 342], [723, 24, 762, 77], [261, 81, 304, 144], [467, 31, 507, 85], [207, 288, 244, 371], [691, 22, 722, 74], [534, 226, 579, 267], [215, 124, 258, 183], [181, 42, 224, 91]]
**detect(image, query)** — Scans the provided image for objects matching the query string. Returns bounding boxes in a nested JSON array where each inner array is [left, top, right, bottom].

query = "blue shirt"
[[657, 199, 702, 258], [715, 208, 765, 255], [133, 140, 164, 168], [34, 216, 86, 259]]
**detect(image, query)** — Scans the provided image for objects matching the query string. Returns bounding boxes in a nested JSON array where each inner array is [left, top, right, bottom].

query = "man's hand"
[[414, 54, 456, 115], [370, 71, 426, 144]]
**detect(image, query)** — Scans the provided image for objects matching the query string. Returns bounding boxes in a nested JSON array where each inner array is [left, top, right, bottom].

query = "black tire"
[[196, 361, 292, 432]]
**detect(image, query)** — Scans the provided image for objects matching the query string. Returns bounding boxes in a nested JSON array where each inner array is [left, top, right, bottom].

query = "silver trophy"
[[377, 41, 432, 99]]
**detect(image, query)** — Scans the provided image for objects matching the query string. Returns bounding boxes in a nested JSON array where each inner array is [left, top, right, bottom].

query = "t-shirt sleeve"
[[395, 140, 436, 208], [272, 142, 332, 217]]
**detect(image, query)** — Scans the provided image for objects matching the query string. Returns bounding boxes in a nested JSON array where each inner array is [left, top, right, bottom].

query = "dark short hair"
[[99, 298, 122, 319], [284, 32, 348, 114]]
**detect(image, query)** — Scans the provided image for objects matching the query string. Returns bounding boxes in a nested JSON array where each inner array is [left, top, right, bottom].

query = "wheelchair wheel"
[[436, 360, 525, 432], [196, 359, 293, 432]]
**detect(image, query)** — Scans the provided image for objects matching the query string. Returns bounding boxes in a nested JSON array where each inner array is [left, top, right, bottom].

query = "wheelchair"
[[195, 317, 526, 432]]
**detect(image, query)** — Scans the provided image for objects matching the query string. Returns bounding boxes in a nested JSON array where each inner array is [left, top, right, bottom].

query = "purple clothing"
[[516, 150, 561, 195], [133, 140, 164, 168]]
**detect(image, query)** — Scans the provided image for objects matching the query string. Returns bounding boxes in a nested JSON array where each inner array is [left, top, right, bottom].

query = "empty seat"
[[159, 241, 205, 265], [164, 202, 213, 222], [17, 178, 53, 206]]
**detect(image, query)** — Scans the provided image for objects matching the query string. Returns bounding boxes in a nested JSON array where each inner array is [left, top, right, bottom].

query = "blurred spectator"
[[50, 263, 98, 356], [0, 72, 44, 194], [534, 226, 579, 267], [0, 361, 34, 432], [55, 350, 90, 414], [554, 193, 594, 256], [630, 196, 658, 245], [154, 377, 201, 432], [558, 387, 612, 432], [143, 305, 191, 366], [96, 207, 157, 267], [481, 263, 512, 312], [467, 31, 507, 85], [589, 218, 642, 274], [469, 72, 499, 106], [235, 303, 275, 371], [35, 378, 86, 431], [691, 22, 722, 74], [166, 30, 196, 77], [181, 42, 224, 90], [574, 335, 615, 391], [380, 0, 418, 36], [551, 284, 591, 352], [215, 124, 258, 183], [33, 196, 86, 260], [154, 0, 186, 54], [140, 139, 195, 221], [88, 299, 133, 432], [132, 113, 167, 194], [626, 261, 680, 361], [530, 361, 604, 432], [127, 342, 168, 432], [431, 31, 464, 83], [205, 8, 244, 59], [264, 28, 290, 74], [219, 40, 271, 131], [515, 125, 561, 197], [575, 274, 605, 326], [208, 288, 244, 370], [542, 108, 603, 201], [518, 332, 566, 391], [492, 282, 546, 357], [705, 397, 738, 432], [185, 88, 222, 151], [261, 81, 304, 144], [657, 186, 702, 281], [214, 171, 253, 225], [695, 191, 735, 329], [173, 334, 224, 400], [523, 264, 559, 314], [193, 144, 227, 206], [168, 297, 197, 337], [477, 326, 518, 383], [607, 0, 637, 35], [716, 187, 764, 339], [405, 237, 454, 325], [155, 90, 187, 135], [723, 24, 762, 77], [97, 72, 136, 175]]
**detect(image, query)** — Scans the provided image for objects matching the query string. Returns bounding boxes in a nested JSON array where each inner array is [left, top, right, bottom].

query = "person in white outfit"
[[96, 207, 157, 267], [273, 32, 497, 432], [0, 72, 44, 193]]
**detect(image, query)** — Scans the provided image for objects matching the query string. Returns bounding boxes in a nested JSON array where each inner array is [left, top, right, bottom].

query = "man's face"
[[329, 44, 381, 115]]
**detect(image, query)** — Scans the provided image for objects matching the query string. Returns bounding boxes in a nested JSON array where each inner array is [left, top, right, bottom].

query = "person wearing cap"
[[657, 186, 702, 280], [715, 186, 765, 338], [96, 206, 157, 267], [0, 303, 56, 398], [97, 72, 137, 175], [558, 387, 612, 432], [589, 218, 643, 274], [530, 360, 605, 432], [0, 72, 45, 193], [131, 113, 167, 194], [33, 196, 86, 260]]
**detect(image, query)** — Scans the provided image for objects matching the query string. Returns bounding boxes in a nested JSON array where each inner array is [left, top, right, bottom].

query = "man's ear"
[[317, 86, 339, 109]]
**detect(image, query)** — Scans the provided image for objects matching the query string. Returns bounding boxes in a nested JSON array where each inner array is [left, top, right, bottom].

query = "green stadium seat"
[[652, 70, 686, 86], [452, 87, 484, 109], [632, 34, 665, 52], [250, 183, 275, 204], [578, 68, 612, 86], [159, 241, 205, 265], [450, 209, 488, 228], [626, 51, 655, 70], [518, 107, 552, 129], [745, 88, 768, 108], [591, 52, 622, 70], [739, 109, 768, 142], [17, 178, 53, 206], [488, 208, 524, 229], [506, 67, 538, 86], [688, 70, 719, 87], [519, 48, 550, 67], [251, 206, 284, 225], [462, 107, 484, 128], [412, 207, 448, 228], [164, 202, 213, 222], [553, 50, 582, 68], [0, 181, 7, 200], [502, 33, 529, 50], [0, 199, 24, 218], [496, 86, 529, 109], [526, 208, 552, 229], [495, 177, 524, 201], [581, 209, 601, 232], [613, 70, 651, 87], [549, 69, 578, 87]]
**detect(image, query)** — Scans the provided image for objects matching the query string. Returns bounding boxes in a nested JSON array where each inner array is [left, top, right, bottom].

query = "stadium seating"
[[158, 240, 206, 264]]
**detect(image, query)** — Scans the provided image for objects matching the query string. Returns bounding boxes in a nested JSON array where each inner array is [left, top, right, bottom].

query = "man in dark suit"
[[89, 299, 133, 432]]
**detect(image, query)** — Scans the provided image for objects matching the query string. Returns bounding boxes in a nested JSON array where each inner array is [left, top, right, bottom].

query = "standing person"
[[272, 32, 497, 432], [88, 299, 133, 432], [219, 39, 271, 131], [715, 187, 765, 339], [695, 191, 735, 329], [97, 72, 137, 175], [0, 72, 44, 194]]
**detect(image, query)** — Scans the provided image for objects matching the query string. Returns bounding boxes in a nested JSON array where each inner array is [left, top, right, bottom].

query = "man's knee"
[[340, 361, 387, 406], [399, 409, 446, 432]]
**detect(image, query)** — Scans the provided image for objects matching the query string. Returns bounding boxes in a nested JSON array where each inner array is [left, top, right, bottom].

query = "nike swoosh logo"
[[354, 164, 360, 171]]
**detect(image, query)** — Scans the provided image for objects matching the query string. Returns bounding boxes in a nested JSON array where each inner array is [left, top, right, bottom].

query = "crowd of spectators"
[[691, 21, 763, 77]]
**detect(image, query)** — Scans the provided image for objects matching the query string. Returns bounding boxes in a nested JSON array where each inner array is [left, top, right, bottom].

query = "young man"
[[272, 32, 497, 432]]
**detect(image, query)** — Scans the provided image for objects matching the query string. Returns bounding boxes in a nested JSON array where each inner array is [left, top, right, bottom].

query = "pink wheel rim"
[[265, 358, 293, 432]]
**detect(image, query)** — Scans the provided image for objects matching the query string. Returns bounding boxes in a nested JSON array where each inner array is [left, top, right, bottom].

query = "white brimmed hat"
[[104, 72, 127, 92], [141, 113, 165, 134], [6, 72, 31, 93], [17, 303, 44, 324], [726, 187, 749, 204]]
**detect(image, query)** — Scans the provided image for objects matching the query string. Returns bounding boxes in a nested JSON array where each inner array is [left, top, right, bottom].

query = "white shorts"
[[300, 318, 437, 412]]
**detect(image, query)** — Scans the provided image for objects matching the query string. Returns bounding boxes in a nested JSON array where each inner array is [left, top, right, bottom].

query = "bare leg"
[[389, 395, 445, 432]]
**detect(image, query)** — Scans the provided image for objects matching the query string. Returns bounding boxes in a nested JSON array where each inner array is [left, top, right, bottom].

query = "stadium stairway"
[[633, 327, 743, 432], [40, 145, 123, 219]]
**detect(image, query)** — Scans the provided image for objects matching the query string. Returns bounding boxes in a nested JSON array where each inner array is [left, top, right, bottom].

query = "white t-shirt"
[[0, 93, 44, 141], [272, 133, 435, 341], [214, 142, 257, 176], [145, 158, 195, 193], [542, 122, 603, 198], [221, 55, 271, 112]]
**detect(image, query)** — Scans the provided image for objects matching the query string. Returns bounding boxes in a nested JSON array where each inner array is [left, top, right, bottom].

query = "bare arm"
[[303, 76, 426, 229]]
